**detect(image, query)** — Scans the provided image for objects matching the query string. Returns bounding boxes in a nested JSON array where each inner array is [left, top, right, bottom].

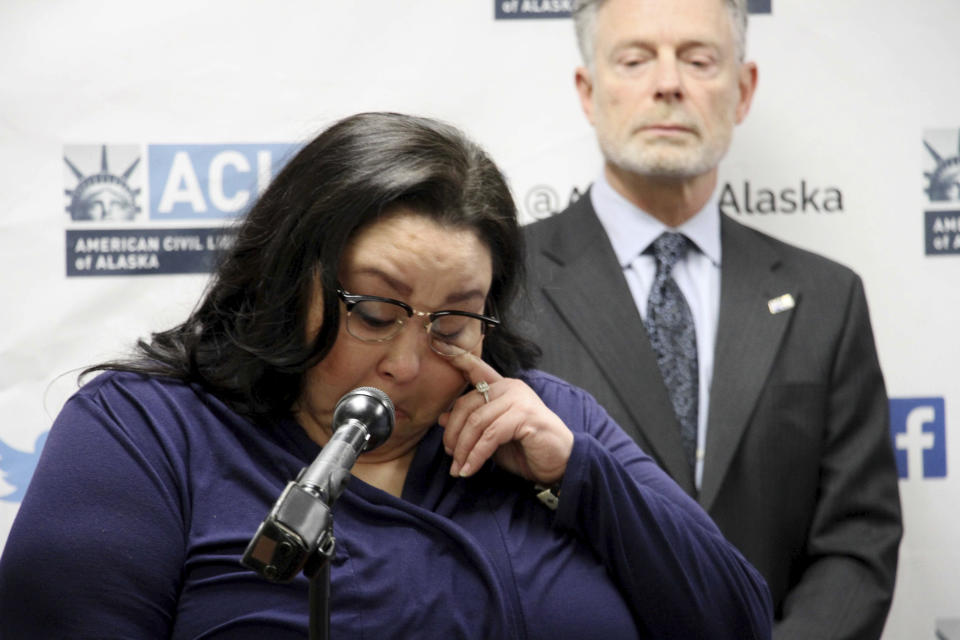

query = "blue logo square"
[[890, 397, 947, 479], [148, 144, 297, 220]]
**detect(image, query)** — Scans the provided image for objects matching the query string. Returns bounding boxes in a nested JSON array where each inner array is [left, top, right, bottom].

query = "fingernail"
[[458, 462, 472, 477], [450, 460, 461, 476]]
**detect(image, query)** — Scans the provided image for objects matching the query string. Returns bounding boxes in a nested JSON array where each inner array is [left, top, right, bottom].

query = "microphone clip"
[[241, 480, 336, 582]]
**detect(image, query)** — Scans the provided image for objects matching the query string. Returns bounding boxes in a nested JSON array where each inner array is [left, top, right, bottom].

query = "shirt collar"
[[590, 171, 722, 267]]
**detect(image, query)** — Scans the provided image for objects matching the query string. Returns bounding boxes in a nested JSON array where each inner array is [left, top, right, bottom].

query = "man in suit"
[[518, 0, 902, 637]]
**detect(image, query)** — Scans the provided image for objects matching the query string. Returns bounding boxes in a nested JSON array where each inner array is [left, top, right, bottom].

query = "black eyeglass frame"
[[336, 287, 500, 354]]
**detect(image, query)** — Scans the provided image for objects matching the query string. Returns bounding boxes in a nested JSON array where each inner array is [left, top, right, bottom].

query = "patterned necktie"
[[643, 232, 698, 473]]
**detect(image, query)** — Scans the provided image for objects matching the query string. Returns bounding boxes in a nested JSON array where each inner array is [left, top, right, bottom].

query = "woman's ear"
[[304, 270, 326, 340]]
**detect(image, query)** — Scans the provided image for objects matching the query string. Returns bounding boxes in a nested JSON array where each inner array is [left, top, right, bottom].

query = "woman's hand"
[[437, 353, 573, 485]]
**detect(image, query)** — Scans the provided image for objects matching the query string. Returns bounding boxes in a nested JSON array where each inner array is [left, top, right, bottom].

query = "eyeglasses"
[[336, 288, 500, 357]]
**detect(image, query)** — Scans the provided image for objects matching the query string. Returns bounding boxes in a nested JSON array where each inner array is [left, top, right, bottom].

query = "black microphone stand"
[[308, 554, 333, 639], [305, 524, 337, 640], [241, 479, 338, 640], [241, 387, 395, 639]]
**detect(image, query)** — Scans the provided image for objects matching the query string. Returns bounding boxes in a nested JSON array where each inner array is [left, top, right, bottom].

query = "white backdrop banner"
[[1, 1, 957, 637]]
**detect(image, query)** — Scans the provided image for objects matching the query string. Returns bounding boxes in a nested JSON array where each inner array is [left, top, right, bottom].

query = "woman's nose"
[[376, 321, 428, 383]]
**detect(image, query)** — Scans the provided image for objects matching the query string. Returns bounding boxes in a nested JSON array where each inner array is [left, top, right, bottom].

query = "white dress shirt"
[[591, 173, 721, 490]]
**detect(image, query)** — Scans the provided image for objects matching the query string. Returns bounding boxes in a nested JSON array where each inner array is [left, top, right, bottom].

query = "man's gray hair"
[[572, 0, 749, 68]]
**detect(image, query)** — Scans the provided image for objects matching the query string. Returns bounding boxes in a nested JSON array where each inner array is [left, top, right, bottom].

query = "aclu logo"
[[924, 129, 960, 203], [890, 397, 947, 480], [64, 142, 298, 277], [923, 128, 960, 255], [64, 145, 144, 223], [495, 0, 573, 19], [494, 0, 770, 19], [149, 143, 297, 219]]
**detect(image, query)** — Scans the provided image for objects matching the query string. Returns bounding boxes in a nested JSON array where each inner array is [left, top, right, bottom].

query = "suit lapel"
[[699, 216, 799, 510], [536, 197, 695, 491]]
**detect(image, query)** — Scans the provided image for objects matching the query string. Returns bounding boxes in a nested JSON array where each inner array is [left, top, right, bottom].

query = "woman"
[[0, 113, 772, 638]]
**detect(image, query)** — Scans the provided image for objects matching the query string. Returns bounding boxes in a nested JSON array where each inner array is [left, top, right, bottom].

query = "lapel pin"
[[767, 293, 795, 314]]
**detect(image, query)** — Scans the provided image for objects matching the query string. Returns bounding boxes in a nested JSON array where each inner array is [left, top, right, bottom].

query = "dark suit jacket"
[[519, 193, 902, 640]]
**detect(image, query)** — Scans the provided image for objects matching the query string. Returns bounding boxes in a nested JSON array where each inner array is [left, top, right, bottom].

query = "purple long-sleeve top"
[[0, 369, 772, 638]]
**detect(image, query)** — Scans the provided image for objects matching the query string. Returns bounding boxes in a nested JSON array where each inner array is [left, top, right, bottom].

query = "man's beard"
[[596, 107, 734, 180]]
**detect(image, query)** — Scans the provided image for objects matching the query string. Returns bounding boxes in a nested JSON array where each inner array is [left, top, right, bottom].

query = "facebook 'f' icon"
[[890, 397, 947, 479]]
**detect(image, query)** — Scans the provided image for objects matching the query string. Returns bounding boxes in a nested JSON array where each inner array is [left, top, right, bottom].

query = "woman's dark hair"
[[87, 112, 540, 421]]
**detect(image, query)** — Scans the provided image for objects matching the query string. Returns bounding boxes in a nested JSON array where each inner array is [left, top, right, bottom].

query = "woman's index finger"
[[447, 351, 504, 387]]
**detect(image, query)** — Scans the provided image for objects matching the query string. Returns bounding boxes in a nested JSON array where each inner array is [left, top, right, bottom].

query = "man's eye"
[[614, 48, 651, 68], [620, 56, 647, 68], [684, 52, 717, 71]]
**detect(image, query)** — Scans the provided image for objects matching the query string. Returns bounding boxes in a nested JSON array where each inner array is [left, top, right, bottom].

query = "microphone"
[[299, 386, 394, 504], [242, 387, 394, 582]]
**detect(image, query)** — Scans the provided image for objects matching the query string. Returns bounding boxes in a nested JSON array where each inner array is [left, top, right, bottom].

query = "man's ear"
[[575, 66, 596, 125], [734, 61, 758, 124]]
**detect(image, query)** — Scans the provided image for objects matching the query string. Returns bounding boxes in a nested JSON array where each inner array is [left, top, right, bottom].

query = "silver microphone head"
[[332, 386, 395, 451]]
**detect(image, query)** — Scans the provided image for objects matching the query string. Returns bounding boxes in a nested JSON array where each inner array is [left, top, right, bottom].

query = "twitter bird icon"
[[0, 431, 49, 503]]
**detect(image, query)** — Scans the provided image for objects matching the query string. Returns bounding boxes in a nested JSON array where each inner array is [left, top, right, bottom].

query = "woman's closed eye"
[[431, 316, 471, 340], [355, 307, 399, 330]]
